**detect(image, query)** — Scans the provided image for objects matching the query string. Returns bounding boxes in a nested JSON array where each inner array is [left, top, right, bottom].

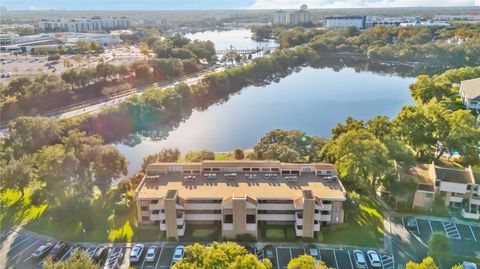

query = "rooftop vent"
[[302, 190, 314, 200]]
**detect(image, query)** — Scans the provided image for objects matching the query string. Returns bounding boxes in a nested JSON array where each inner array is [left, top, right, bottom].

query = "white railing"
[[316, 204, 332, 211], [461, 208, 480, 220], [314, 222, 320, 231], [257, 214, 295, 221], [223, 223, 233, 230], [295, 226, 302, 237], [150, 214, 161, 221], [160, 222, 167, 231], [257, 204, 294, 211], [149, 204, 162, 210], [178, 225, 186, 236], [295, 213, 303, 225], [176, 213, 185, 225], [450, 196, 464, 203], [184, 204, 221, 210], [320, 214, 331, 221], [470, 196, 480, 206], [185, 214, 222, 221]]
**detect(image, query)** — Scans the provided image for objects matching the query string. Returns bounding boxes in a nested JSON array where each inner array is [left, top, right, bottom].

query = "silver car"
[[367, 250, 382, 268], [145, 246, 157, 262], [353, 250, 367, 269], [129, 244, 144, 263]]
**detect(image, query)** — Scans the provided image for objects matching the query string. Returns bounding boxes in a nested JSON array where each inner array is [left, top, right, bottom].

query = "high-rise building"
[[273, 4, 312, 25], [36, 16, 129, 33]]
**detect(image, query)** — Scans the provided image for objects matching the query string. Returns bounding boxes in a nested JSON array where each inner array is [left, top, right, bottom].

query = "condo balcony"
[[178, 224, 186, 236], [314, 220, 320, 231], [176, 212, 185, 225], [295, 212, 303, 225], [461, 208, 480, 220], [450, 194, 465, 203], [295, 225, 303, 237]]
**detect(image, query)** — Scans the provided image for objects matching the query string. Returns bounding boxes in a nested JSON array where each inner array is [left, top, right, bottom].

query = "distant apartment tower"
[[324, 16, 367, 29], [135, 160, 346, 240], [273, 4, 312, 25], [36, 16, 129, 33], [434, 13, 480, 21]]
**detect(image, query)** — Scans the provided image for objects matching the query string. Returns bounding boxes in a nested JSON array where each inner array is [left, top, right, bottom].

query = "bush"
[[47, 54, 61, 61]]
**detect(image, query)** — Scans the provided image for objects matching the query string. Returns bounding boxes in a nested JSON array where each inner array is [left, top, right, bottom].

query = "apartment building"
[[324, 16, 367, 29], [36, 16, 129, 33], [396, 163, 480, 220], [273, 5, 312, 25], [134, 160, 346, 240], [460, 78, 480, 110]]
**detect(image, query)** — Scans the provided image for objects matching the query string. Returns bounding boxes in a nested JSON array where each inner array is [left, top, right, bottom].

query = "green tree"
[[405, 257, 438, 269], [344, 191, 361, 221], [184, 149, 215, 162], [428, 232, 450, 261], [331, 117, 365, 139], [43, 249, 99, 269], [325, 129, 391, 190], [234, 148, 245, 160], [172, 242, 272, 269], [288, 254, 329, 269], [0, 156, 36, 197]]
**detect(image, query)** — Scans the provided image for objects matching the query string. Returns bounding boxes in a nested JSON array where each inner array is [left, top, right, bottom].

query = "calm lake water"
[[117, 65, 415, 174], [184, 28, 278, 51]]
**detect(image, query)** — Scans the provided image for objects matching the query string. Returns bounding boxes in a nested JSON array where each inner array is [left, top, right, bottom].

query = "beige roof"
[[136, 174, 346, 201], [435, 166, 474, 184], [146, 160, 336, 171], [146, 162, 201, 171], [401, 164, 434, 186], [202, 160, 281, 168], [461, 78, 480, 101]]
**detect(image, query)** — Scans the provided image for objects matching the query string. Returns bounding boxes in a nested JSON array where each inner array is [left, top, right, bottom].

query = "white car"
[[462, 262, 477, 269], [172, 245, 185, 264], [129, 244, 145, 263], [353, 250, 367, 269], [367, 250, 382, 268], [145, 246, 157, 262]]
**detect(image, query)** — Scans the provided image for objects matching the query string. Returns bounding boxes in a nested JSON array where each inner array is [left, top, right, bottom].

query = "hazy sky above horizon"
[[1, 0, 478, 10]]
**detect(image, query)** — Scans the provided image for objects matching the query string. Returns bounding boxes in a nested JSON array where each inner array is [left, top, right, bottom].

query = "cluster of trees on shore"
[[0, 56, 203, 121], [259, 24, 480, 68]]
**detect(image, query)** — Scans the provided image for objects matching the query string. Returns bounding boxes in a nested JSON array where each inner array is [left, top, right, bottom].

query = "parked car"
[[263, 245, 274, 260], [91, 246, 108, 263], [406, 218, 417, 231], [307, 244, 320, 263], [31, 243, 54, 259], [353, 250, 367, 269], [129, 244, 145, 263], [462, 262, 477, 269], [366, 250, 382, 268], [145, 246, 157, 262], [48, 241, 69, 261], [172, 245, 185, 264]]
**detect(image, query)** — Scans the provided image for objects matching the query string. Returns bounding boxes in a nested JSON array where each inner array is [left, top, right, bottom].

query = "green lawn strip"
[[321, 195, 384, 248], [1, 186, 162, 243], [192, 229, 216, 239]]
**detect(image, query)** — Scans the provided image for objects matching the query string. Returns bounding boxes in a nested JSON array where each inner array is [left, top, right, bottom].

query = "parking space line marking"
[[0, 231, 12, 240], [275, 247, 280, 269], [0, 237, 31, 255], [155, 242, 164, 269], [347, 250, 354, 269], [333, 250, 339, 269], [415, 219, 420, 235], [428, 220, 433, 233], [469, 225, 477, 241], [10, 239, 40, 261]]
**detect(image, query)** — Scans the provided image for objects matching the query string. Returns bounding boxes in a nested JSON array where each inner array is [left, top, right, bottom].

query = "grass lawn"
[[320, 195, 384, 248], [0, 185, 164, 243], [192, 229, 216, 239], [262, 225, 297, 242]]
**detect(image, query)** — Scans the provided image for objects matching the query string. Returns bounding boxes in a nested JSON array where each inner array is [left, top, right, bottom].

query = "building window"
[[425, 193, 433, 198], [271, 168, 280, 172], [246, 215, 256, 224], [152, 210, 160, 214], [335, 216, 339, 222], [150, 200, 159, 204], [224, 214, 233, 223], [141, 206, 148, 211], [435, 180, 440, 187], [142, 216, 149, 221], [252, 168, 260, 172]]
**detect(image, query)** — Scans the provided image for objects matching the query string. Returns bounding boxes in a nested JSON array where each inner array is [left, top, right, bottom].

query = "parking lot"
[[1, 229, 395, 269], [399, 216, 479, 243]]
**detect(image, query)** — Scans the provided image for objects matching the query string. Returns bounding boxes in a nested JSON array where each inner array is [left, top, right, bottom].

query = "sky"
[[1, 0, 478, 10]]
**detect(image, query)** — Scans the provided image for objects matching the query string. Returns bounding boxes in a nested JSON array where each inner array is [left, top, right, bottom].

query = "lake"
[[116, 65, 415, 174]]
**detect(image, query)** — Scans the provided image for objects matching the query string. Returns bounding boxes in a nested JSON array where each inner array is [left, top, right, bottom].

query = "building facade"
[[324, 16, 367, 29], [134, 160, 346, 240], [396, 163, 480, 220], [36, 16, 129, 33], [273, 5, 312, 25], [460, 78, 480, 110]]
